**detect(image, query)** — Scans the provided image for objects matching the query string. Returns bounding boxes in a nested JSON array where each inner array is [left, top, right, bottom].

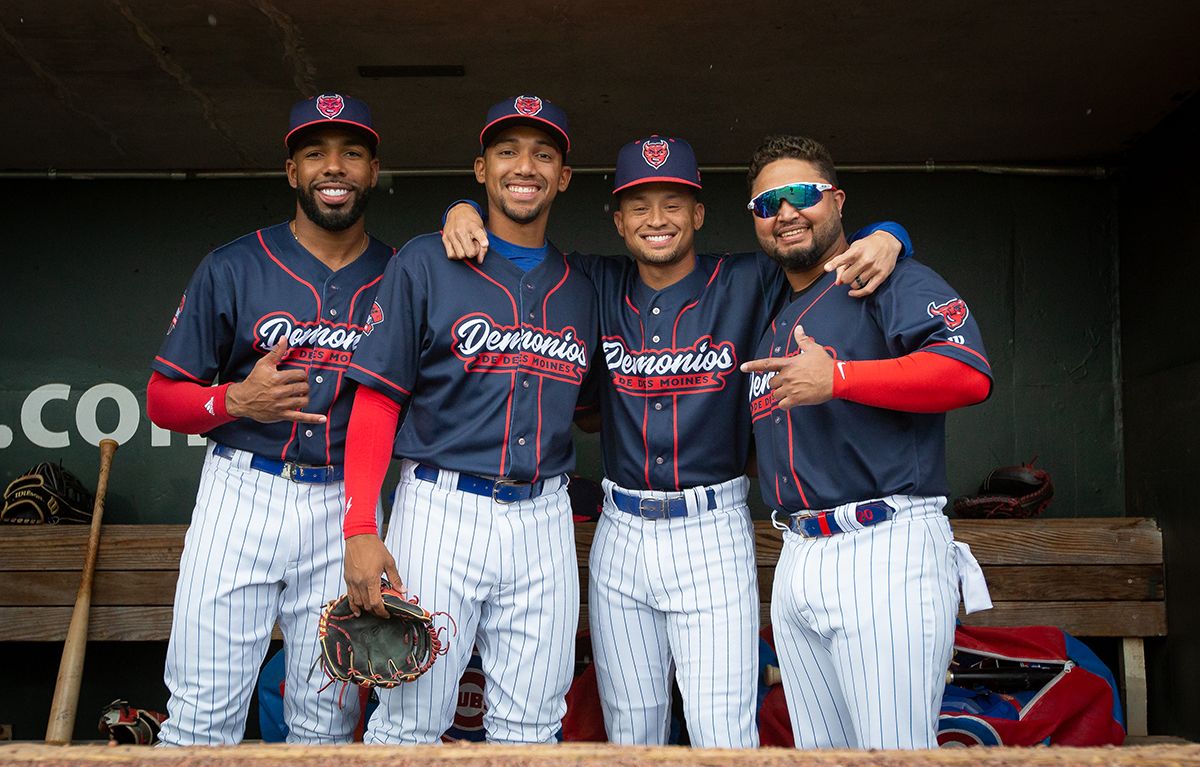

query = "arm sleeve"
[[849, 221, 913, 260], [440, 199, 485, 228], [832, 352, 992, 413], [343, 385, 402, 538], [145, 371, 236, 434]]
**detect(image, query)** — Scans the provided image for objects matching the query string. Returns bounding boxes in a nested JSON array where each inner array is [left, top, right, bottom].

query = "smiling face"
[[474, 125, 572, 229], [286, 126, 379, 231], [613, 183, 704, 268], [750, 158, 846, 272]]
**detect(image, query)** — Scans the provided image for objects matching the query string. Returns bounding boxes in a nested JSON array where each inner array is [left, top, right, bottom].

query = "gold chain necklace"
[[290, 220, 369, 254]]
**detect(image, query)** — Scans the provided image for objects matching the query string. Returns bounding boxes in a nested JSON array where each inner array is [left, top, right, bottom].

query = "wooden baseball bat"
[[45, 438, 119, 745]]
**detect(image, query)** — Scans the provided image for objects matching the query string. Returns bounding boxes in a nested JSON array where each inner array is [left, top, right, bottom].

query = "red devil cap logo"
[[316, 94, 345, 119], [642, 139, 670, 169], [514, 95, 543, 116], [927, 298, 969, 331]]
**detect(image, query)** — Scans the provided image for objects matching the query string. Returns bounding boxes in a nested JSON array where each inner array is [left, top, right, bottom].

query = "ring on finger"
[[853, 275, 868, 289]]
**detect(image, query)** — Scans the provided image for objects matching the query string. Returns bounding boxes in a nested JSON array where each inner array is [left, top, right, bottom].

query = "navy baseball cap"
[[612, 135, 702, 195], [479, 95, 570, 154], [284, 93, 379, 152]]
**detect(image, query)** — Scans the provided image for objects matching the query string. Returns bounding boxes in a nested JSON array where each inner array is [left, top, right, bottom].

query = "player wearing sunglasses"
[[740, 135, 994, 750]]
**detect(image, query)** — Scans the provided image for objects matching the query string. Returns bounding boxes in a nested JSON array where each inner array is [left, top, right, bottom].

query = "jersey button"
[[775, 415, 782, 424], [652, 335, 660, 343], [782, 477, 790, 485], [522, 380, 530, 389], [329, 308, 338, 317], [518, 437, 527, 446], [654, 402, 663, 411], [651, 307, 661, 315], [528, 311, 535, 319], [315, 375, 324, 384], [305, 429, 313, 437], [774, 346, 782, 353], [655, 456, 664, 465]]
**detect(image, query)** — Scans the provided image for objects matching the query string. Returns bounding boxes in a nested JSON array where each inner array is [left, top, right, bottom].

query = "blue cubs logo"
[[316, 94, 344, 119], [937, 714, 1003, 747], [642, 139, 669, 169], [363, 301, 384, 335], [514, 95, 543, 116], [927, 298, 969, 331]]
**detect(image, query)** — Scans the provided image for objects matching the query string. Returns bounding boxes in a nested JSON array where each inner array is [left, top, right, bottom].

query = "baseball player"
[[438, 136, 911, 748], [340, 95, 599, 745], [740, 134, 994, 750], [146, 94, 390, 745]]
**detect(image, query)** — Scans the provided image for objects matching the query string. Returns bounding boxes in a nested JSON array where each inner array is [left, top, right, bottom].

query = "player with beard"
[[146, 93, 393, 745], [740, 135, 993, 749], [438, 135, 910, 747]]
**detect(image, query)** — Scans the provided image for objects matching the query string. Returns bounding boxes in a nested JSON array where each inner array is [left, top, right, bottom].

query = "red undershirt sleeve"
[[343, 385, 401, 539], [145, 371, 235, 433], [831, 351, 992, 413]]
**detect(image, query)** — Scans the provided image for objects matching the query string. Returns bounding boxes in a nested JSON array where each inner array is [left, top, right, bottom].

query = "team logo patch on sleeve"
[[363, 301, 384, 335], [514, 95, 543, 116], [315, 94, 345, 119], [167, 293, 186, 335], [928, 298, 969, 331], [641, 138, 669, 169]]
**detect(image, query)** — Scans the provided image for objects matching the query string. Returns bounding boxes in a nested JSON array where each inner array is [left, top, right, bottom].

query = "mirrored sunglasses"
[[747, 182, 836, 218]]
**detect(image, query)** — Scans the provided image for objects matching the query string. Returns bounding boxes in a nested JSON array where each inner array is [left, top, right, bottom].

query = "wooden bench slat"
[[749, 564, 1164, 603], [0, 571, 180, 606], [0, 606, 176, 641], [960, 601, 1168, 637], [0, 607, 289, 642], [751, 518, 1163, 566], [0, 525, 188, 570]]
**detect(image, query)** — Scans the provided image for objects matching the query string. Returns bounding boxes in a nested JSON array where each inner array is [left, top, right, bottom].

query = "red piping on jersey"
[[672, 394, 680, 490], [467, 261, 518, 476], [634, 312, 650, 487], [922, 341, 991, 369], [154, 356, 208, 384], [258, 230, 322, 312], [348, 274, 384, 320], [532, 254, 572, 482], [347, 362, 411, 395], [624, 295, 640, 315], [780, 284, 839, 508], [258, 231, 323, 461], [666, 265, 723, 491]]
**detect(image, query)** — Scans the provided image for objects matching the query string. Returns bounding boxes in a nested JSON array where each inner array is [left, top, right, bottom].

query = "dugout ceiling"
[[2, 0, 1198, 171]]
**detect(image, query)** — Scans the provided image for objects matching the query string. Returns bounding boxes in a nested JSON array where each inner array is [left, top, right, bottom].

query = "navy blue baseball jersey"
[[345, 232, 599, 482], [152, 222, 393, 465], [750, 259, 991, 511], [580, 251, 786, 490]]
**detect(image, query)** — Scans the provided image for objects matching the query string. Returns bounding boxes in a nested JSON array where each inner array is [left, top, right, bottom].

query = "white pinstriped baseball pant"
[[160, 444, 360, 746], [770, 495, 963, 750], [588, 475, 759, 748], [364, 460, 577, 745]]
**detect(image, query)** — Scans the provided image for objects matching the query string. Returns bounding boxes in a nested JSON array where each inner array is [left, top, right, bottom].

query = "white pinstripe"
[[160, 444, 360, 746], [365, 460, 578, 745], [588, 476, 759, 748], [770, 495, 958, 749]]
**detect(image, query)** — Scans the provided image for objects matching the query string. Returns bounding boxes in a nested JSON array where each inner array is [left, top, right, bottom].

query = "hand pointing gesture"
[[740, 325, 836, 410], [225, 338, 327, 424]]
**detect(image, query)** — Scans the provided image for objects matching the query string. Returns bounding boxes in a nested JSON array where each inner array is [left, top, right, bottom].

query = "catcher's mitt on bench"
[[953, 461, 1054, 519], [317, 581, 452, 689]]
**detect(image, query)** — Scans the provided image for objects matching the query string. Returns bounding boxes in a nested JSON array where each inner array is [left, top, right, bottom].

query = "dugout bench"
[[0, 516, 1165, 737]]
